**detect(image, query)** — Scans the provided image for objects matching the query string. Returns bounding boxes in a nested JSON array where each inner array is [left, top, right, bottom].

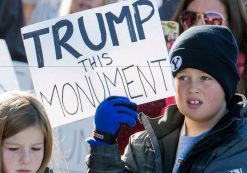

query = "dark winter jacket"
[[86, 94, 247, 173]]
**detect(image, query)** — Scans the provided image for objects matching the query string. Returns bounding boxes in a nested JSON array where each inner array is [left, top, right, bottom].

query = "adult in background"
[[69, 0, 106, 13], [171, 0, 247, 97], [159, 0, 180, 20], [22, 0, 63, 24], [0, 0, 27, 62]]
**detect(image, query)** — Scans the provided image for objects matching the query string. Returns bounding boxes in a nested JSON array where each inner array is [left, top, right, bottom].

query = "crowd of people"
[[0, 0, 247, 172]]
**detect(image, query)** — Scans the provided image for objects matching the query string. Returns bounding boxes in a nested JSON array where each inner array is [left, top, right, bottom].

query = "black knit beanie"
[[169, 25, 239, 105]]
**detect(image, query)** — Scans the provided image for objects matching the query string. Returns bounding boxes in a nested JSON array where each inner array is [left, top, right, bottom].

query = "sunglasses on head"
[[179, 11, 226, 29]]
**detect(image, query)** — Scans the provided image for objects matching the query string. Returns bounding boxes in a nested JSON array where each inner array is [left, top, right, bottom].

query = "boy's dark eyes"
[[177, 76, 211, 81], [177, 76, 187, 80], [201, 76, 211, 80]]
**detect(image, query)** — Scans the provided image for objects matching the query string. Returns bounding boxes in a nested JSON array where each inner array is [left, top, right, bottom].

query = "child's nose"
[[188, 81, 200, 94], [20, 151, 31, 164]]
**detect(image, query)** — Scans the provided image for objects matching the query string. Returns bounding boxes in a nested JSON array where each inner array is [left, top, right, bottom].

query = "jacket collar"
[[139, 104, 184, 138]]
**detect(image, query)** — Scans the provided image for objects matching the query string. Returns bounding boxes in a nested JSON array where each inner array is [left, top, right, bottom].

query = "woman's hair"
[[171, 0, 247, 96], [0, 91, 53, 173]]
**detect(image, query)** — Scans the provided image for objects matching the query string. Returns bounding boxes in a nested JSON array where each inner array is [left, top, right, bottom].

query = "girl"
[[0, 91, 53, 173]]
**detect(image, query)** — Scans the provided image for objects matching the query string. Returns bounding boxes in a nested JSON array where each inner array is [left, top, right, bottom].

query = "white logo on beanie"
[[171, 56, 182, 72]]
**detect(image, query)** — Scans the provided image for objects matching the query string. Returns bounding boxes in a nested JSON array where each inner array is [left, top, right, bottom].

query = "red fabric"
[[238, 52, 246, 75], [117, 96, 176, 154]]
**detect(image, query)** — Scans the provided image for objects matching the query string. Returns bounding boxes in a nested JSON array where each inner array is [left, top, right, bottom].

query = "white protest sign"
[[21, 0, 175, 127], [0, 39, 20, 93], [52, 117, 93, 173]]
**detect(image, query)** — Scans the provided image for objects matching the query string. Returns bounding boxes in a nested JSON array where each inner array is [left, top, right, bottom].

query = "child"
[[86, 25, 247, 173], [0, 91, 53, 173]]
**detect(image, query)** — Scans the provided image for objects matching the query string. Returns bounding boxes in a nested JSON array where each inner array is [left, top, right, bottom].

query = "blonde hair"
[[0, 91, 53, 173]]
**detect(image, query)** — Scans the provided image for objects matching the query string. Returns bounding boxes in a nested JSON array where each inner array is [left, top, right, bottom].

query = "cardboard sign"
[[0, 39, 20, 93], [21, 0, 175, 127]]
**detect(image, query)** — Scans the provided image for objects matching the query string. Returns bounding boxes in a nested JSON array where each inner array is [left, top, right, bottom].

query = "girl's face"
[[181, 0, 228, 30], [174, 68, 227, 134], [2, 125, 44, 173]]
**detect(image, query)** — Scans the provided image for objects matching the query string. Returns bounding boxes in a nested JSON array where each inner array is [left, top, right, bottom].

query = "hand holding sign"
[[21, 0, 176, 171], [89, 96, 138, 144], [21, 0, 175, 128]]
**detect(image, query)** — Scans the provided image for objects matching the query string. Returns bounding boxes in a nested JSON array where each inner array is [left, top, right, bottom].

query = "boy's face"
[[174, 68, 227, 131], [1, 125, 44, 173]]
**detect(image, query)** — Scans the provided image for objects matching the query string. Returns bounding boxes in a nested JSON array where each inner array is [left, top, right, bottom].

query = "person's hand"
[[88, 96, 138, 144]]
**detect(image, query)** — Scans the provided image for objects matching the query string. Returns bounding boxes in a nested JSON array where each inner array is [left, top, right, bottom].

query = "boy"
[[86, 25, 247, 173]]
